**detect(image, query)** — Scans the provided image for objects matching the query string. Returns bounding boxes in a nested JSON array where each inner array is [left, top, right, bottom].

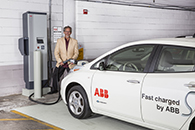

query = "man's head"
[[63, 26, 72, 38]]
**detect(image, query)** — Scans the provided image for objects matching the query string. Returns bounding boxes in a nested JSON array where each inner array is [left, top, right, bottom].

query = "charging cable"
[[28, 59, 76, 105]]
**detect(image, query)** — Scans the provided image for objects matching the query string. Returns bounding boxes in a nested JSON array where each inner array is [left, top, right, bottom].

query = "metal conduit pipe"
[[48, 0, 52, 85]]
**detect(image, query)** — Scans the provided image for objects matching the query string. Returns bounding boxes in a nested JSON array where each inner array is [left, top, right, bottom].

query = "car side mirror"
[[98, 62, 105, 71]]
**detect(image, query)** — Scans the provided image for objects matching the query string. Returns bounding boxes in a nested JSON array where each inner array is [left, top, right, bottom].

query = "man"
[[48, 26, 79, 94]]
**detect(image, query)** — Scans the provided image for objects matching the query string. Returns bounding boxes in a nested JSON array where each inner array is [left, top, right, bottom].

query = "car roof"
[[124, 38, 195, 47], [108, 38, 195, 55]]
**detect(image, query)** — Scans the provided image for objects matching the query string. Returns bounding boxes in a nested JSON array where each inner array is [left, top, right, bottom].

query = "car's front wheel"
[[67, 85, 92, 119]]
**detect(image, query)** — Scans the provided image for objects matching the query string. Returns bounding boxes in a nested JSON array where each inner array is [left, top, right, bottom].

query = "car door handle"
[[185, 83, 195, 88], [127, 80, 140, 84]]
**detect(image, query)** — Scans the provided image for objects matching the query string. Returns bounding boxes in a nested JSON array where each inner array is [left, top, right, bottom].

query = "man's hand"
[[60, 62, 64, 66]]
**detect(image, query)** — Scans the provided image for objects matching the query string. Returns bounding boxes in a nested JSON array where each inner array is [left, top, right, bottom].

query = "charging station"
[[19, 12, 48, 94]]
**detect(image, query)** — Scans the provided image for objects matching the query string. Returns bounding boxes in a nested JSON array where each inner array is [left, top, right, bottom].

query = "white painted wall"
[[63, 0, 76, 39], [0, 0, 63, 97], [0, 0, 63, 66], [75, 1, 195, 59]]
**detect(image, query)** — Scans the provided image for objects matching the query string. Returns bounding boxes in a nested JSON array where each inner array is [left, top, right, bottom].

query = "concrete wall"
[[0, 0, 63, 97], [75, 1, 195, 59], [0, 65, 24, 96]]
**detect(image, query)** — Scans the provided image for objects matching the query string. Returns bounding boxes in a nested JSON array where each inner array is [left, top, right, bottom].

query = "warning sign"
[[53, 27, 62, 43]]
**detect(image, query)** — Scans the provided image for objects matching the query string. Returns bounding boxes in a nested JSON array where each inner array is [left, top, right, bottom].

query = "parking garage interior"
[[1, 0, 195, 130]]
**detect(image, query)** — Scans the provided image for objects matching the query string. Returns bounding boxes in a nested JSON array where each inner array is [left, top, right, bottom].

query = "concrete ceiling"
[[94, 0, 195, 8], [114, 0, 195, 7]]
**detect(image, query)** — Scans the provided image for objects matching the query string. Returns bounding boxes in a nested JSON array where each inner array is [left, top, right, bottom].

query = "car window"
[[154, 46, 195, 73], [104, 45, 155, 72]]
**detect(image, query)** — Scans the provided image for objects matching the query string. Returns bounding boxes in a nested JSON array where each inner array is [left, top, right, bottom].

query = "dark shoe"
[[47, 91, 58, 94]]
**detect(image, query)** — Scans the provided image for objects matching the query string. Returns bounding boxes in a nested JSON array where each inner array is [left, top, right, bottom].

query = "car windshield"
[[110, 45, 153, 63], [105, 45, 155, 72]]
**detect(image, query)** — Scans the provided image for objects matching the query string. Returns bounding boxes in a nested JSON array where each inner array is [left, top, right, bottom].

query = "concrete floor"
[[0, 93, 59, 112], [15, 101, 150, 130], [0, 93, 62, 130], [0, 94, 151, 130], [0, 110, 61, 130]]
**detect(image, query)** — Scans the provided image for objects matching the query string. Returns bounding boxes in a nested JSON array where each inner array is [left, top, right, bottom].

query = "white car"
[[61, 38, 195, 130]]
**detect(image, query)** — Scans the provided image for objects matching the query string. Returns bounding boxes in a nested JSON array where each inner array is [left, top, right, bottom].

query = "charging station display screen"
[[37, 38, 44, 44]]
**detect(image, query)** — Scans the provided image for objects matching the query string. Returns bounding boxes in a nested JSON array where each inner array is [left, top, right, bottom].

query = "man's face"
[[64, 28, 71, 38]]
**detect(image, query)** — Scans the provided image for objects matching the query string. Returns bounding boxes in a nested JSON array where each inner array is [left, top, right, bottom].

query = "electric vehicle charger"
[[29, 59, 76, 105]]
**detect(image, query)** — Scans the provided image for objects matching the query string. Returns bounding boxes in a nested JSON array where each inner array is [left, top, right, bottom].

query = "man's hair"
[[63, 26, 72, 33]]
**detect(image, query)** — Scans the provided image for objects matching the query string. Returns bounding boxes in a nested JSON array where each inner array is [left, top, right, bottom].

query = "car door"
[[142, 45, 195, 130], [91, 44, 156, 121]]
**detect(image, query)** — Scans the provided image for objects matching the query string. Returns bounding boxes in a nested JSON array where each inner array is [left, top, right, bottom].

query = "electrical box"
[[19, 11, 48, 89], [77, 44, 84, 60]]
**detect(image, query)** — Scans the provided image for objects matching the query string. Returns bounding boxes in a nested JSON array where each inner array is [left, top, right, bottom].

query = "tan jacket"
[[54, 37, 79, 68]]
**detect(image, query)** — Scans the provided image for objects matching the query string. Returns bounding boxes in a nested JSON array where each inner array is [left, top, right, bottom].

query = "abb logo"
[[94, 88, 109, 98]]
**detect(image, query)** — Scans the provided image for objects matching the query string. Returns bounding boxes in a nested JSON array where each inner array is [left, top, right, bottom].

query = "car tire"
[[67, 85, 92, 119]]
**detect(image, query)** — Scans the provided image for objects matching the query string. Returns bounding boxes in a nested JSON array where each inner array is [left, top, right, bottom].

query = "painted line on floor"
[[28, 129, 54, 130], [0, 118, 29, 121], [29, 129, 54, 130], [11, 110, 63, 130]]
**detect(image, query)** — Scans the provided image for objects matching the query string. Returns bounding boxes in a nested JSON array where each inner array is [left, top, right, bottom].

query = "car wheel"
[[67, 85, 92, 119]]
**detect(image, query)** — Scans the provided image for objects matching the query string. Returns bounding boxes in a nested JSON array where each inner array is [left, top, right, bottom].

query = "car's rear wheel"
[[67, 85, 92, 119]]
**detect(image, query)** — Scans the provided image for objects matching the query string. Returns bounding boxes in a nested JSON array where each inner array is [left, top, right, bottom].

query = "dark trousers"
[[52, 66, 70, 92]]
